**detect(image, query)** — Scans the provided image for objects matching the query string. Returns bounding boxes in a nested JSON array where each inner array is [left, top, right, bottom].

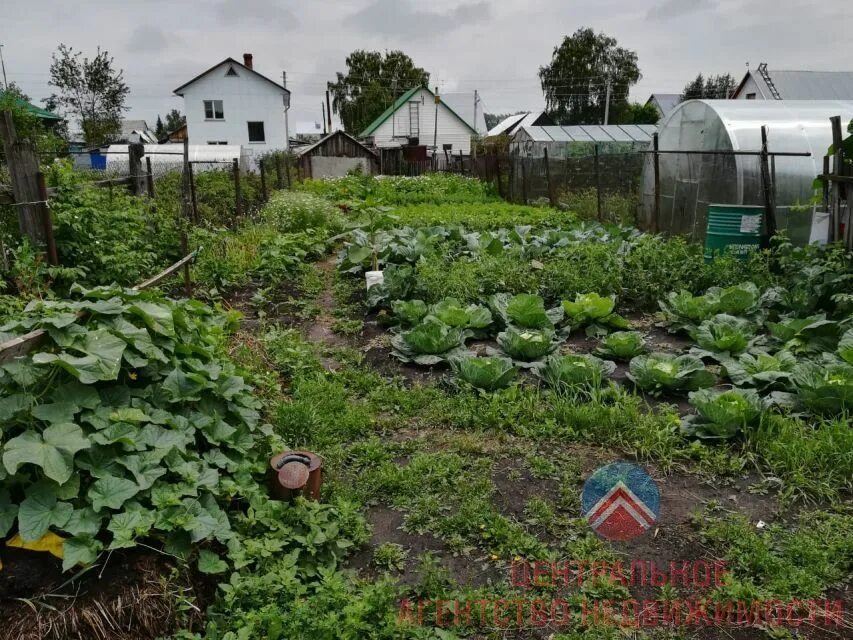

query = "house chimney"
[[243, 53, 253, 70]]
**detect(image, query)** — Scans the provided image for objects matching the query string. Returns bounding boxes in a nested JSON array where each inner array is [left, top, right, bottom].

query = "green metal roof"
[[0, 93, 63, 121], [359, 85, 476, 138]]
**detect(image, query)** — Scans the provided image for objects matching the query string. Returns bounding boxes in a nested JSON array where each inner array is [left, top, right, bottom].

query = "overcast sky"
[[2, 0, 851, 131]]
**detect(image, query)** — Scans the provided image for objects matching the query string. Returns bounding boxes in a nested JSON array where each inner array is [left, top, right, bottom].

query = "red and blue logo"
[[581, 462, 660, 540]]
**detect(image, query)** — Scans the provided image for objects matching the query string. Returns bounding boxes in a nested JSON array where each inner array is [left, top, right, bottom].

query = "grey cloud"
[[351, 0, 489, 38], [647, 0, 715, 20], [126, 25, 169, 53], [216, 0, 297, 27]]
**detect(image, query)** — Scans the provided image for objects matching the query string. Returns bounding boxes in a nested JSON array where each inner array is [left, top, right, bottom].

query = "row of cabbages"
[[386, 284, 852, 440]]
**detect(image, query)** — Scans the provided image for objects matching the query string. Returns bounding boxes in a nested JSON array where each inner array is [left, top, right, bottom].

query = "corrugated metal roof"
[[359, 86, 476, 137], [487, 113, 526, 137], [646, 93, 681, 117], [768, 70, 853, 100]]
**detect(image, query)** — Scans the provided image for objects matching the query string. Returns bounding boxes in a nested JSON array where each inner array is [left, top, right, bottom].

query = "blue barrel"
[[704, 205, 763, 261]]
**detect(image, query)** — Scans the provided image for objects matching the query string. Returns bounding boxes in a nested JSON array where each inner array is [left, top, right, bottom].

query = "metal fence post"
[[652, 133, 661, 233], [594, 144, 602, 221]]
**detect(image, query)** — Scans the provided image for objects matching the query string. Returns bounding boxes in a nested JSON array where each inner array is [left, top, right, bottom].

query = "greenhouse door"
[[673, 179, 700, 238]]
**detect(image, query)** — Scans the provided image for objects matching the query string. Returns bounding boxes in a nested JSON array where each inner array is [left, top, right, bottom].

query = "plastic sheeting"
[[641, 99, 853, 245]]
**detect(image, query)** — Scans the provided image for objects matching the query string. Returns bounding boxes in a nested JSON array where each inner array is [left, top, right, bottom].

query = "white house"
[[733, 64, 853, 100], [173, 53, 291, 159], [359, 86, 478, 154]]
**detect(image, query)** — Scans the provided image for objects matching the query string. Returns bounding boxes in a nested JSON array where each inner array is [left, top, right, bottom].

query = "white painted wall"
[[369, 88, 475, 154], [734, 73, 769, 99], [179, 61, 289, 159]]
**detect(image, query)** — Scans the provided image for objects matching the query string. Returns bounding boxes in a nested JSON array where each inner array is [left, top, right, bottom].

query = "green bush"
[[261, 190, 344, 233], [540, 242, 622, 303], [299, 172, 499, 205]]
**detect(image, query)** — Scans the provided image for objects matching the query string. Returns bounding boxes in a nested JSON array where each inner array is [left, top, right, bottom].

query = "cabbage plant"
[[391, 299, 428, 327], [659, 290, 716, 331], [562, 293, 630, 337], [489, 293, 563, 329], [691, 314, 757, 356], [627, 353, 715, 395], [390, 317, 472, 365], [791, 361, 853, 414], [840, 328, 853, 365], [594, 331, 648, 360], [718, 350, 797, 391], [450, 356, 516, 391], [493, 327, 560, 366], [766, 314, 838, 354], [429, 298, 492, 331], [533, 354, 616, 391], [682, 388, 763, 440], [705, 282, 763, 316]]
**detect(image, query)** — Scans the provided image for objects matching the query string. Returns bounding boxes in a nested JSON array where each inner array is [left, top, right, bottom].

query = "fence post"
[[829, 116, 843, 243], [128, 143, 146, 195], [284, 155, 292, 188], [259, 158, 268, 202], [188, 162, 198, 222], [145, 157, 155, 198], [494, 153, 504, 199], [180, 138, 193, 297], [35, 171, 58, 266], [275, 155, 283, 189], [594, 144, 602, 222], [0, 110, 46, 245], [232, 158, 243, 218], [652, 133, 661, 233], [759, 125, 777, 242], [543, 147, 557, 207], [521, 158, 528, 204]]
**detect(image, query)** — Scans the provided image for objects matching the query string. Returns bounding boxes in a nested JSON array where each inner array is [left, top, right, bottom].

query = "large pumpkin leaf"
[[63, 535, 103, 572], [3, 423, 90, 484], [18, 484, 73, 542], [33, 329, 127, 383], [89, 475, 141, 512]]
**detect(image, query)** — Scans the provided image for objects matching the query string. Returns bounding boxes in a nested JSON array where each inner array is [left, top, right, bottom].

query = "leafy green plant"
[[691, 314, 757, 356], [449, 356, 516, 391], [718, 351, 797, 391], [562, 292, 630, 337], [429, 298, 492, 331], [766, 315, 838, 354], [627, 353, 715, 395], [391, 299, 428, 327], [390, 317, 471, 365], [0, 285, 267, 571], [490, 292, 562, 329], [682, 388, 763, 440], [839, 328, 853, 365], [659, 290, 716, 332], [791, 361, 853, 414], [594, 331, 647, 360], [493, 327, 560, 366], [533, 353, 616, 391], [261, 190, 344, 233]]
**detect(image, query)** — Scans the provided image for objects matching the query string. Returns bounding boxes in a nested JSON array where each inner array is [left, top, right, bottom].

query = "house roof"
[[486, 111, 553, 137], [0, 93, 63, 121], [734, 67, 853, 100], [173, 57, 290, 96], [296, 129, 378, 157], [359, 85, 477, 138], [646, 94, 681, 117]]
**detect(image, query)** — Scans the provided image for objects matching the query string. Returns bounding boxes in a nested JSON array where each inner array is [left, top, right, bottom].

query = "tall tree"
[[164, 108, 185, 132], [48, 44, 129, 146], [329, 50, 429, 135], [155, 115, 165, 139], [611, 102, 660, 125], [680, 73, 737, 101], [538, 28, 641, 125]]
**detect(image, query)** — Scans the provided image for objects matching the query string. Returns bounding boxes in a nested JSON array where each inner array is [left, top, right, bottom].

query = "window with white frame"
[[204, 100, 224, 120]]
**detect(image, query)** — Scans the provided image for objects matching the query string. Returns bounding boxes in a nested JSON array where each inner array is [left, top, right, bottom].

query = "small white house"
[[360, 86, 478, 154], [173, 53, 291, 159]]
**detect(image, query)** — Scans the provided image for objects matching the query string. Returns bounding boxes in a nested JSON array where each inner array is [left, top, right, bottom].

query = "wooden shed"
[[296, 130, 379, 178]]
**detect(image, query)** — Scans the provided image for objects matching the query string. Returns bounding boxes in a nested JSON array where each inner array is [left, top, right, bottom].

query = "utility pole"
[[325, 87, 332, 132], [0, 44, 8, 90], [321, 102, 327, 135], [603, 79, 612, 125], [433, 86, 440, 152], [472, 89, 480, 161], [282, 71, 290, 150]]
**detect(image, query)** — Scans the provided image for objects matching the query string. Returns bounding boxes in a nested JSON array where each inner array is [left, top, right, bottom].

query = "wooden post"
[[284, 155, 292, 188], [829, 116, 843, 243], [759, 125, 778, 242], [543, 147, 557, 207], [521, 158, 528, 204], [180, 138, 193, 297], [259, 158, 268, 201], [594, 144, 602, 221], [127, 143, 146, 195], [188, 162, 198, 222], [822, 155, 830, 211], [652, 133, 661, 233], [0, 110, 46, 244], [232, 158, 243, 218], [275, 155, 283, 189], [180, 231, 192, 298], [307, 155, 313, 180], [145, 156, 155, 198], [494, 153, 503, 199], [35, 172, 58, 266]]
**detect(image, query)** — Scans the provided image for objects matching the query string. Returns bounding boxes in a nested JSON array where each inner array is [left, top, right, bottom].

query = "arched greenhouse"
[[640, 99, 853, 245]]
